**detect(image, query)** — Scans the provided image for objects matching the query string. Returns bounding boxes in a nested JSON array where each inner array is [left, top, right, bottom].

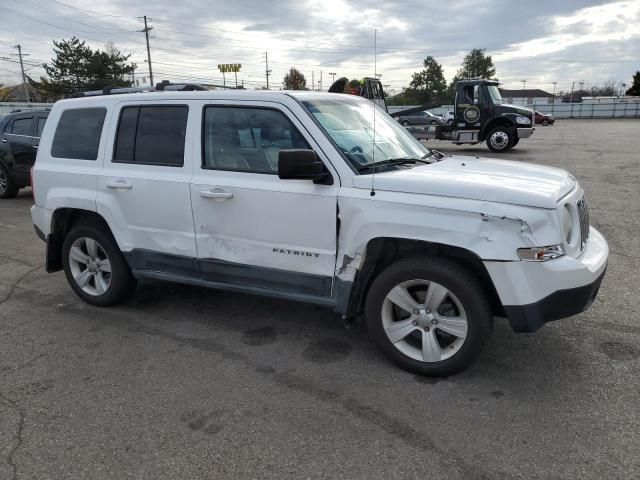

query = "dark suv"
[[0, 108, 49, 198]]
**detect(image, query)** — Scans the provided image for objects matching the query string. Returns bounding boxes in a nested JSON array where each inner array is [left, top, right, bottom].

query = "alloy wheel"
[[68, 237, 112, 296], [381, 279, 468, 362]]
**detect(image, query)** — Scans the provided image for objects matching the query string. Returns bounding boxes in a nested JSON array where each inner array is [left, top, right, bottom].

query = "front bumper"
[[503, 266, 606, 333], [485, 227, 608, 333], [517, 127, 534, 138]]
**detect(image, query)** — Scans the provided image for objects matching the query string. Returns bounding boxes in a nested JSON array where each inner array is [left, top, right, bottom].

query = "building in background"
[[499, 88, 554, 106]]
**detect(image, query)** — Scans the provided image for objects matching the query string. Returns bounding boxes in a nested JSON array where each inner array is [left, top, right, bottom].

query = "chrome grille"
[[577, 197, 590, 250]]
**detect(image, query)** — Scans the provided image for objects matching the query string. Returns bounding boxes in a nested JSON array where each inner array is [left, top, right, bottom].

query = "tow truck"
[[329, 77, 535, 153]]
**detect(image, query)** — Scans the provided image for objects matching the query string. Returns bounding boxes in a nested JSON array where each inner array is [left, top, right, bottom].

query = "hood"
[[497, 103, 534, 116], [352, 156, 576, 209]]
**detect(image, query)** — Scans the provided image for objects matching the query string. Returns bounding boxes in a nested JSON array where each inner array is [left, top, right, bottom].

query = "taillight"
[[30, 166, 35, 201]]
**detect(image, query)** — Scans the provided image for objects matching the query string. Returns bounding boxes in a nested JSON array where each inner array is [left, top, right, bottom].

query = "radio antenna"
[[370, 28, 377, 197]]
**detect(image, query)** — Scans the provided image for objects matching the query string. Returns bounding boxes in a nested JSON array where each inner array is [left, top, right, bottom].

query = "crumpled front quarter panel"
[[335, 187, 562, 281]]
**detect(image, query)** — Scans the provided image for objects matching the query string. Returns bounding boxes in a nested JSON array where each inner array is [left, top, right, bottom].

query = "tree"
[[39, 37, 136, 97], [444, 48, 497, 101], [456, 48, 496, 80], [282, 67, 307, 90], [626, 71, 640, 96], [404, 56, 447, 105]]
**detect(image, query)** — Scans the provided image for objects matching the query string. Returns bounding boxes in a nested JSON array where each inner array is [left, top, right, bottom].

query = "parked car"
[[397, 110, 444, 126], [535, 111, 555, 126], [0, 108, 49, 198], [442, 110, 455, 125], [31, 88, 608, 376]]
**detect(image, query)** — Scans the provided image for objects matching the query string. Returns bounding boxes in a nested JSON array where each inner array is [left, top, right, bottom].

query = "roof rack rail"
[[9, 107, 52, 113], [155, 80, 207, 91], [70, 80, 209, 98]]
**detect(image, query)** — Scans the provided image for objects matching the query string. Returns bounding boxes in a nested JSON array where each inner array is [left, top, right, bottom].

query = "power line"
[[13, 0, 137, 35], [3, 5, 134, 36]]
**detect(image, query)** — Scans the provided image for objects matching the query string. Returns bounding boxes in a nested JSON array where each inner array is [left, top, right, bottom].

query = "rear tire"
[[62, 223, 136, 306], [365, 256, 492, 376], [0, 163, 19, 199], [486, 126, 514, 153]]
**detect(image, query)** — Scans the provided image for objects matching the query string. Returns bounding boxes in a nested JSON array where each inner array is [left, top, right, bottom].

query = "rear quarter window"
[[51, 107, 107, 160]]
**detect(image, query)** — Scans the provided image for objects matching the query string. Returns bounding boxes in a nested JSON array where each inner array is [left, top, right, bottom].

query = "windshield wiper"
[[357, 157, 431, 172]]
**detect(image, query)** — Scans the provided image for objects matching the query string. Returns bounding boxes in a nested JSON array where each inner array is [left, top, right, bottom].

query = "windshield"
[[486, 85, 503, 104], [302, 97, 430, 171]]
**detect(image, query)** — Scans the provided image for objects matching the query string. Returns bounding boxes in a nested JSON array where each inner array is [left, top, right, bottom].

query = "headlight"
[[516, 115, 531, 125], [517, 245, 565, 261]]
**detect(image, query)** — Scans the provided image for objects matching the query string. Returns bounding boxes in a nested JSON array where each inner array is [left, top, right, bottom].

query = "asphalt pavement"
[[1, 119, 639, 479]]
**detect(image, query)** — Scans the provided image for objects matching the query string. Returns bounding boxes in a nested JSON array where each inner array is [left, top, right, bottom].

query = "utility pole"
[[140, 16, 154, 87], [312, 71, 314, 92], [319, 69, 322, 92], [12, 45, 30, 103], [329, 72, 336, 85], [552, 81, 557, 98], [569, 81, 575, 103], [264, 52, 271, 90]]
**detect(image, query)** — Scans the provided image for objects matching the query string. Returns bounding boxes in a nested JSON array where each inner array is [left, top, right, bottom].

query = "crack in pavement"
[[0, 264, 44, 306], [0, 392, 25, 480], [0, 255, 36, 268]]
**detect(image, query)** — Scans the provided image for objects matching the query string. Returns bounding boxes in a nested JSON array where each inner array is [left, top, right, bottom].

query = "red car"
[[534, 111, 555, 125]]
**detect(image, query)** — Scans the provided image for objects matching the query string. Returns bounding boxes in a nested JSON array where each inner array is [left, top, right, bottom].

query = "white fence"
[[534, 102, 640, 119]]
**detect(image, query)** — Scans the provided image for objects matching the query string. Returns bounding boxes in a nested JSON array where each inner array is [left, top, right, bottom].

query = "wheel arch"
[[338, 237, 504, 319], [479, 117, 516, 141], [46, 208, 115, 272]]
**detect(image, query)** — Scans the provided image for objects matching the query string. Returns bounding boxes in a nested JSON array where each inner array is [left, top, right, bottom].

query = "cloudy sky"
[[1, 0, 639, 94]]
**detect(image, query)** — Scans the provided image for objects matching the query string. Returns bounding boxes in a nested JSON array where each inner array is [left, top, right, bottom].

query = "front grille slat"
[[577, 196, 590, 250]]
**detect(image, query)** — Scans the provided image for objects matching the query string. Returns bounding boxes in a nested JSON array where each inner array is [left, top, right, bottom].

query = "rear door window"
[[11, 117, 34, 136], [113, 105, 188, 167], [51, 108, 106, 160]]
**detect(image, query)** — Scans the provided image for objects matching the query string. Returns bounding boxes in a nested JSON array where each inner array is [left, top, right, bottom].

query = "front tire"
[[401, 120, 409, 126], [62, 223, 136, 306], [542, 119, 549, 126], [486, 126, 514, 153], [0, 163, 19, 199], [365, 257, 491, 376]]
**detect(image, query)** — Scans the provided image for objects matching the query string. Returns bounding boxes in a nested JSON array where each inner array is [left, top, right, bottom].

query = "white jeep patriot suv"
[[31, 88, 608, 376]]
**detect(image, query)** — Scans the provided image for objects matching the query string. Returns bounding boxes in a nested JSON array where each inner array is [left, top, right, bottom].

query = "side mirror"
[[278, 149, 333, 185]]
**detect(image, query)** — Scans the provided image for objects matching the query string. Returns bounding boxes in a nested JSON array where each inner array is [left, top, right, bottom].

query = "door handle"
[[106, 180, 133, 189], [199, 189, 233, 200]]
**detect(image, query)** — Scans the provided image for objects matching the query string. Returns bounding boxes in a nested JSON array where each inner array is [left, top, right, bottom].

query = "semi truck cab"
[[452, 79, 534, 151]]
